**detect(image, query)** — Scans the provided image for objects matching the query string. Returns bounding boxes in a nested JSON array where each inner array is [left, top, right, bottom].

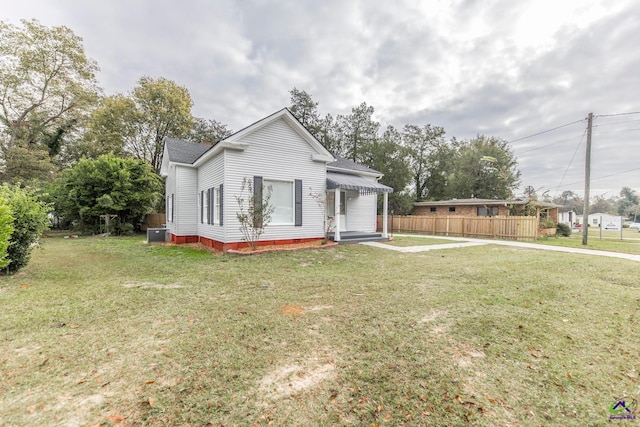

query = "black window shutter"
[[206, 188, 212, 224], [295, 179, 302, 226], [200, 191, 204, 223], [171, 194, 175, 223], [209, 187, 215, 224], [219, 184, 224, 226], [253, 176, 263, 228]]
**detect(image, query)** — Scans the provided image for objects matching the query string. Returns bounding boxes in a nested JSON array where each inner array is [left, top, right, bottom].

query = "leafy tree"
[[0, 192, 14, 270], [361, 126, 412, 214], [70, 94, 137, 161], [316, 113, 341, 156], [1, 145, 58, 187], [51, 154, 162, 233], [0, 19, 99, 156], [617, 186, 638, 220], [128, 77, 194, 172], [336, 102, 379, 163], [289, 87, 322, 136], [589, 194, 616, 215], [553, 190, 583, 215], [82, 78, 194, 172], [402, 124, 448, 200], [447, 135, 520, 200], [0, 184, 50, 274], [190, 117, 232, 144]]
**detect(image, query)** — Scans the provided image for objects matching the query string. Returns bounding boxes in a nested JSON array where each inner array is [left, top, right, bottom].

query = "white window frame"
[[167, 194, 174, 223], [264, 178, 294, 225], [214, 187, 220, 225], [204, 189, 210, 224]]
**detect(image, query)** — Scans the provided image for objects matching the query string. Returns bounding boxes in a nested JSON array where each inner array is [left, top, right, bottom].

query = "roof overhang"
[[326, 165, 382, 178], [327, 172, 393, 195]]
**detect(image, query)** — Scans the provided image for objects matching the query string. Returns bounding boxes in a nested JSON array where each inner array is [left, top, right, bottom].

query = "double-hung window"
[[264, 179, 294, 225], [213, 187, 221, 225]]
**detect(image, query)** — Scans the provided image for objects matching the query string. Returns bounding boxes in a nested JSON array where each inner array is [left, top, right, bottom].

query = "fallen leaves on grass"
[[105, 414, 125, 423], [280, 305, 304, 317]]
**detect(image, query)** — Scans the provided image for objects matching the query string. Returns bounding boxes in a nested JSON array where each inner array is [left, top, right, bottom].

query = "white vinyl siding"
[[223, 118, 325, 243], [172, 166, 198, 236], [344, 183, 378, 233], [198, 152, 225, 242]]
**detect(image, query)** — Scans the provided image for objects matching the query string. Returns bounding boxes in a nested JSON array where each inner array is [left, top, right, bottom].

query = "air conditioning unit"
[[147, 228, 167, 243]]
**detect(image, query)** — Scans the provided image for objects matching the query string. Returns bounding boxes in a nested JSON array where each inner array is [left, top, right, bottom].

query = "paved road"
[[361, 234, 640, 262]]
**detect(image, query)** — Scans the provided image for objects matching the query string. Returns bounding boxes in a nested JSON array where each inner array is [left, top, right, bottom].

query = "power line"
[[595, 111, 640, 118], [517, 133, 586, 154], [508, 119, 585, 143], [553, 130, 586, 198], [552, 167, 640, 190], [593, 119, 640, 127]]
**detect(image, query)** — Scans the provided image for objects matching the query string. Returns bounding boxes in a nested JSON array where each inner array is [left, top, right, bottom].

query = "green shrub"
[[556, 222, 572, 237], [0, 193, 15, 269], [115, 221, 135, 235], [0, 184, 50, 274], [51, 154, 162, 234], [539, 219, 556, 229]]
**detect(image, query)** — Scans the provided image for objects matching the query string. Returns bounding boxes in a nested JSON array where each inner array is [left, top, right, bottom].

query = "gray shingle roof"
[[165, 137, 212, 164], [327, 156, 381, 175]]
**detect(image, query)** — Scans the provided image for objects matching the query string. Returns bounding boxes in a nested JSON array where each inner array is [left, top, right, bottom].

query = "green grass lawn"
[[1, 235, 639, 426], [385, 235, 458, 247], [536, 229, 640, 255]]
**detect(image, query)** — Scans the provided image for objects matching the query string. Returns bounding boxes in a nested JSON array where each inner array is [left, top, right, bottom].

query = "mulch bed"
[[227, 240, 338, 255]]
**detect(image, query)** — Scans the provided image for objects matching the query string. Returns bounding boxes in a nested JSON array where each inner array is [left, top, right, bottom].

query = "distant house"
[[576, 213, 621, 228], [412, 198, 511, 217], [558, 207, 577, 227], [160, 108, 393, 251], [412, 198, 560, 222]]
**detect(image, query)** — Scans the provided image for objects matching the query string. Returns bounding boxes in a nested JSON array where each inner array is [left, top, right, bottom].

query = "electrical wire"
[[553, 130, 586, 198], [508, 119, 585, 144], [517, 133, 586, 154], [595, 112, 640, 118], [593, 119, 640, 127], [553, 167, 640, 190]]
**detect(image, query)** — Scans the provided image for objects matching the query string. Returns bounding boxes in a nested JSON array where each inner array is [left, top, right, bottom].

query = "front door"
[[327, 190, 347, 232], [338, 191, 347, 232]]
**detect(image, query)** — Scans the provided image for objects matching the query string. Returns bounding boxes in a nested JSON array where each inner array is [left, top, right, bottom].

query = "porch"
[[328, 231, 387, 243]]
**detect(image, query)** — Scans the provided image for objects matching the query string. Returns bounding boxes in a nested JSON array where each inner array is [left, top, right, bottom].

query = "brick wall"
[[411, 204, 509, 217]]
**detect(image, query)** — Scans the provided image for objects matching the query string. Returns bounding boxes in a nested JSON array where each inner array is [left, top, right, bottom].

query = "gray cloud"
[[3, 0, 638, 198]]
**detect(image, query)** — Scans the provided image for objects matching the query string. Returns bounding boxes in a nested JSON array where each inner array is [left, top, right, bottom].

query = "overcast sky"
[[4, 0, 639, 199]]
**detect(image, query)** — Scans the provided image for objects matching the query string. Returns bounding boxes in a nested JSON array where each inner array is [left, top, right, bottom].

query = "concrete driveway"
[[361, 234, 640, 262]]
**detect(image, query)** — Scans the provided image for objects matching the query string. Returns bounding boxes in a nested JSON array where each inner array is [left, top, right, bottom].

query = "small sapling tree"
[[235, 177, 274, 250], [309, 189, 335, 243]]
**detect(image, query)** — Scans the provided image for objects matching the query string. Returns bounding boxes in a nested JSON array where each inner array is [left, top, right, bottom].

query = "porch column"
[[334, 189, 341, 242], [382, 191, 388, 238]]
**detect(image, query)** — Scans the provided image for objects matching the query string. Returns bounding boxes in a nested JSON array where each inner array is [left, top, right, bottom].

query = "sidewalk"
[[361, 234, 640, 262]]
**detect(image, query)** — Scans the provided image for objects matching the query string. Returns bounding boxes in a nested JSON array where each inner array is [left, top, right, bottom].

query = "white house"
[[159, 108, 393, 251]]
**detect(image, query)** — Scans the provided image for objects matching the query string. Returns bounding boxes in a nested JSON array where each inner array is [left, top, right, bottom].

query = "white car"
[[628, 223, 640, 229]]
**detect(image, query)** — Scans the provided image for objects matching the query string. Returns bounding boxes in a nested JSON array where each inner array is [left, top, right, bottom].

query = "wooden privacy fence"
[[377, 215, 539, 241], [141, 213, 166, 231]]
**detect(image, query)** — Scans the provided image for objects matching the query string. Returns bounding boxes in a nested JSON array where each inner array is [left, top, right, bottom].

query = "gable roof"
[[164, 137, 212, 164], [327, 156, 382, 177], [209, 108, 335, 163]]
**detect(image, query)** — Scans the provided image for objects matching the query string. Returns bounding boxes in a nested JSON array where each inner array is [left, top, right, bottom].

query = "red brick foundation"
[[171, 234, 323, 252], [169, 234, 199, 244]]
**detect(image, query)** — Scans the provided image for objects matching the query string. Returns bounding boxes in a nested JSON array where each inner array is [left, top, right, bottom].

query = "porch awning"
[[327, 172, 393, 195]]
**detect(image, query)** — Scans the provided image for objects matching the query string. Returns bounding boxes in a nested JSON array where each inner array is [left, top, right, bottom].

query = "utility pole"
[[582, 113, 593, 245]]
